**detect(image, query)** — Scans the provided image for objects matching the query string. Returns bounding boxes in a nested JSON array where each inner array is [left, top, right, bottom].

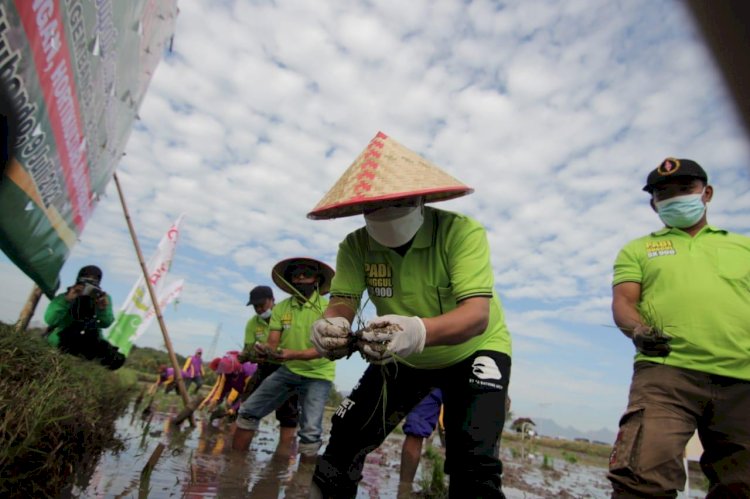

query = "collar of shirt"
[[289, 290, 322, 310], [651, 224, 727, 237]]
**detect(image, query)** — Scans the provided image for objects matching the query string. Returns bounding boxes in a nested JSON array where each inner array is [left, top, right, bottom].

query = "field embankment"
[[0, 323, 135, 498]]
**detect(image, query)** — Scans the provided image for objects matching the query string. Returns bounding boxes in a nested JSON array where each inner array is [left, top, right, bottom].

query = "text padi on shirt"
[[365, 262, 394, 298], [646, 240, 676, 259]]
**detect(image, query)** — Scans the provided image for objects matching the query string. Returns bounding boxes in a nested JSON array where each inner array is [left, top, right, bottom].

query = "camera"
[[78, 277, 103, 298]]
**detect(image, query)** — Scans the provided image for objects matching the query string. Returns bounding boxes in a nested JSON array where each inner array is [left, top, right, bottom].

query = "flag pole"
[[112, 172, 194, 424], [15, 285, 43, 332]]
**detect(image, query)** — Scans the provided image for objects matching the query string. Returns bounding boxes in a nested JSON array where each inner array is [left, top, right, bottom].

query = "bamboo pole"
[[15, 285, 43, 332], [113, 172, 194, 425]]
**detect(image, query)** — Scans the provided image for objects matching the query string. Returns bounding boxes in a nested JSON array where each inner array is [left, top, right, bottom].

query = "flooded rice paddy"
[[69, 399, 703, 498]]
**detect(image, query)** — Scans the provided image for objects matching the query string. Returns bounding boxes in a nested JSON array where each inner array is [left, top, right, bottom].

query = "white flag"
[[107, 215, 184, 355]]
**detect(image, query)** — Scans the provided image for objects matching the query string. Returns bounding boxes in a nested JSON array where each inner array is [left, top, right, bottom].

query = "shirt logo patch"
[[281, 312, 293, 330], [646, 240, 676, 258], [365, 262, 394, 298]]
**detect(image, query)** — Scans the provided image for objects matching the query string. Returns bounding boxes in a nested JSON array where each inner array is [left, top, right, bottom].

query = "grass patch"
[[0, 323, 135, 497], [417, 443, 447, 498], [502, 431, 611, 468]]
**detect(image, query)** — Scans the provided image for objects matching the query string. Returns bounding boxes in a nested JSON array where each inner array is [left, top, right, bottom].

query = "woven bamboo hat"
[[271, 257, 335, 296], [307, 131, 473, 220]]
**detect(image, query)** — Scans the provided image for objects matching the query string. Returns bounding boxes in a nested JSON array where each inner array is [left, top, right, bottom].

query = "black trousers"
[[56, 323, 125, 370], [312, 350, 511, 498]]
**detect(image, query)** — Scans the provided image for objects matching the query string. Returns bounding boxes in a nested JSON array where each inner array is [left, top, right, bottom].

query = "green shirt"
[[269, 292, 335, 381], [331, 207, 512, 369], [613, 225, 750, 380], [243, 314, 279, 364], [44, 293, 115, 347]]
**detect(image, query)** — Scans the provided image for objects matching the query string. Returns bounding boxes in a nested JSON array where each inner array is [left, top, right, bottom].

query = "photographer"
[[44, 265, 125, 370]]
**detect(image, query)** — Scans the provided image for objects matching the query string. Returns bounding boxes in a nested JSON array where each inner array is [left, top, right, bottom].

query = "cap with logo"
[[643, 158, 708, 192]]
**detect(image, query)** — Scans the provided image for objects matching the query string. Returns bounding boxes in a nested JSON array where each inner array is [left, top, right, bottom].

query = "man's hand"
[[253, 342, 272, 359], [65, 285, 84, 302], [238, 346, 255, 363], [311, 317, 351, 360], [95, 292, 109, 309], [358, 315, 426, 363], [632, 325, 672, 357]]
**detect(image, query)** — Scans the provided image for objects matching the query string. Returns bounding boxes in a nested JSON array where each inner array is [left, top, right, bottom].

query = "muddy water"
[[72, 403, 404, 498], [71, 401, 703, 498]]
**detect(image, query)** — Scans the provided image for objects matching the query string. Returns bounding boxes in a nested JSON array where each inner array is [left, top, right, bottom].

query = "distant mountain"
[[530, 417, 616, 444]]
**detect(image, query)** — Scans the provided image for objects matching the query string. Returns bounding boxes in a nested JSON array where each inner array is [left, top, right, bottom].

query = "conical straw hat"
[[308, 131, 473, 220], [271, 257, 335, 296]]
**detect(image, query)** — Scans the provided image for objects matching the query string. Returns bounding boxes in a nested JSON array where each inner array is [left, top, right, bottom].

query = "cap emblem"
[[657, 158, 681, 176]]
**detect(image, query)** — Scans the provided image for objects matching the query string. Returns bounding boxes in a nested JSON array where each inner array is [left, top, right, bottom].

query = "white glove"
[[358, 315, 426, 363], [311, 317, 352, 360]]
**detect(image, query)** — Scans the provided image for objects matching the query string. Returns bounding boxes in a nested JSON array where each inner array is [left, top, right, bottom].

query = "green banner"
[[0, 0, 177, 297]]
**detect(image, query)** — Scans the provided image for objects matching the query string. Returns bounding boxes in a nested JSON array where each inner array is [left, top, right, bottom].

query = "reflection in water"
[[247, 451, 294, 498], [73, 405, 405, 498], [283, 455, 318, 499]]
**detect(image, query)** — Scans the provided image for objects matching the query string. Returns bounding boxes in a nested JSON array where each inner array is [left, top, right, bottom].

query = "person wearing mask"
[[240, 285, 299, 454], [608, 158, 750, 497], [232, 258, 336, 459], [308, 132, 512, 498]]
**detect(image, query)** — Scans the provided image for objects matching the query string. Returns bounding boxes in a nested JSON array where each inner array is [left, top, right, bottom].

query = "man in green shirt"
[[307, 132, 512, 498], [608, 158, 750, 497], [44, 265, 124, 369], [240, 285, 299, 454], [232, 258, 336, 459]]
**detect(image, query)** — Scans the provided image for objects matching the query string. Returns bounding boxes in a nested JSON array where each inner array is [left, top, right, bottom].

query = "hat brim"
[[642, 174, 708, 193], [271, 257, 335, 296], [307, 187, 472, 220]]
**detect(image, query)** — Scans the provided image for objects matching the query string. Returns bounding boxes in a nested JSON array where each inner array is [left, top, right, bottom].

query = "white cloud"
[[2, 0, 749, 433]]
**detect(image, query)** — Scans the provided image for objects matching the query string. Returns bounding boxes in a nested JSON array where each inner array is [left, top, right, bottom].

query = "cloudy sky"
[[2, 0, 749, 433]]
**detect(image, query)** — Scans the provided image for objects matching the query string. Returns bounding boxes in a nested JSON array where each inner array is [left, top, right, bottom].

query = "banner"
[[108, 278, 184, 356], [107, 215, 184, 355], [0, 0, 178, 296]]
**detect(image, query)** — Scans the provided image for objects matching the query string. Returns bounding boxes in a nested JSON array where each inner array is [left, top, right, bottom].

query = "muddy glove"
[[238, 346, 254, 363], [632, 325, 672, 357], [311, 317, 352, 360], [358, 315, 426, 363]]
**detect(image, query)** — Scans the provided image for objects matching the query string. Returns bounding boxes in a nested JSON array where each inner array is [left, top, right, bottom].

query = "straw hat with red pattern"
[[271, 257, 335, 296], [307, 131, 473, 220]]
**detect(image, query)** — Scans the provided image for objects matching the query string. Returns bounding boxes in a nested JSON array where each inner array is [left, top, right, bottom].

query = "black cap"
[[77, 265, 103, 282], [643, 158, 708, 192], [247, 285, 274, 306]]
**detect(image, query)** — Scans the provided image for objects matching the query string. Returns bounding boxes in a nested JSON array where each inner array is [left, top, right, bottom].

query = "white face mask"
[[260, 309, 272, 320], [365, 204, 424, 247]]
